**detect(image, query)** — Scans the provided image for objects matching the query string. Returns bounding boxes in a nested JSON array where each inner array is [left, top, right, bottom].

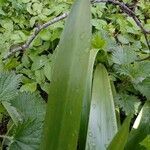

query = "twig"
[[3, 12, 69, 59], [94, 0, 150, 34], [4, 0, 150, 59], [93, 0, 150, 56]]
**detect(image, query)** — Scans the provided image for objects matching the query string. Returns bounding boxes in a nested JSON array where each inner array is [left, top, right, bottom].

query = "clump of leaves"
[[0, 72, 46, 149]]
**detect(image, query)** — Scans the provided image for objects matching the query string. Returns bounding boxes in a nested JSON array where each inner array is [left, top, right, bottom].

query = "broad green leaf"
[[20, 82, 37, 93], [134, 77, 150, 99], [86, 64, 118, 150], [117, 61, 150, 83], [2, 101, 22, 125], [41, 0, 91, 149], [10, 92, 46, 122], [115, 93, 141, 115], [39, 29, 51, 41], [140, 135, 150, 150], [35, 70, 45, 84], [4, 58, 20, 70], [44, 62, 52, 81], [112, 46, 137, 65], [31, 55, 48, 71], [7, 92, 46, 150], [125, 101, 150, 150], [78, 49, 99, 150], [9, 120, 43, 150], [107, 115, 132, 150], [117, 34, 129, 44], [0, 72, 21, 102]]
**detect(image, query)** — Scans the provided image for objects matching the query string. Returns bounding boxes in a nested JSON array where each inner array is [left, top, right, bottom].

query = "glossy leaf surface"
[[86, 64, 118, 150], [41, 0, 91, 149]]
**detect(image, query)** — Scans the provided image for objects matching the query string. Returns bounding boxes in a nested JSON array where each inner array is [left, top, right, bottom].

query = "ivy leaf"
[[115, 93, 141, 115], [0, 72, 21, 102], [112, 46, 137, 65]]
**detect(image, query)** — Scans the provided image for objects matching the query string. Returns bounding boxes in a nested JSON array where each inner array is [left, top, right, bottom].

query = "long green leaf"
[[107, 115, 132, 150], [125, 101, 150, 150], [40, 0, 91, 149], [86, 64, 118, 150], [79, 49, 99, 150]]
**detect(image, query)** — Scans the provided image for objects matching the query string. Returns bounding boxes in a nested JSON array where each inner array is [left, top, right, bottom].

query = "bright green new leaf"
[[86, 64, 118, 150], [20, 82, 37, 93], [41, 0, 91, 149], [125, 101, 150, 150], [107, 115, 132, 150]]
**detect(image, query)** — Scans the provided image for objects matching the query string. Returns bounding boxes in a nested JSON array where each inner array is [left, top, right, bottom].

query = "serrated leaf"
[[125, 101, 150, 150], [115, 93, 141, 115], [92, 33, 105, 49], [86, 64, 118, 150], [117, 61, 150, 83], [134, 77, 150, 99], [2, 101, 22, 125], [41, 0, 91, 149], [10, 92, 45, 122], [112, 46, 137, 65], [9, 120, 43, 150], [107, 115, 132, 150], [0, 72, 21, 102], [7, 92, 46, 150]]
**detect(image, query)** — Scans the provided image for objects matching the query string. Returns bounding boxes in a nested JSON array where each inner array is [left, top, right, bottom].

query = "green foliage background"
[[0, 0, 149, 149]]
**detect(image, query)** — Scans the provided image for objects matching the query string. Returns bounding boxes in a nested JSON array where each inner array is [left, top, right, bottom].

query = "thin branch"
[[3, 12, 69, 59], [94, 0, 150, 34], [4, 0, 150, 59]]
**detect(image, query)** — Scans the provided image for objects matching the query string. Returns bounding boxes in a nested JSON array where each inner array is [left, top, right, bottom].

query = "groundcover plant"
[[0, 0, 149, 150]]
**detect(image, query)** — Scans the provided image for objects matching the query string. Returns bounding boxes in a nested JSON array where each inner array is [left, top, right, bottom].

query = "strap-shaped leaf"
[[79, 49, 99, 150], [86, 64, 118, 150], [107, 115, 132, 150], [40, 0, 91, 149], [125, 101, 150, 150]]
